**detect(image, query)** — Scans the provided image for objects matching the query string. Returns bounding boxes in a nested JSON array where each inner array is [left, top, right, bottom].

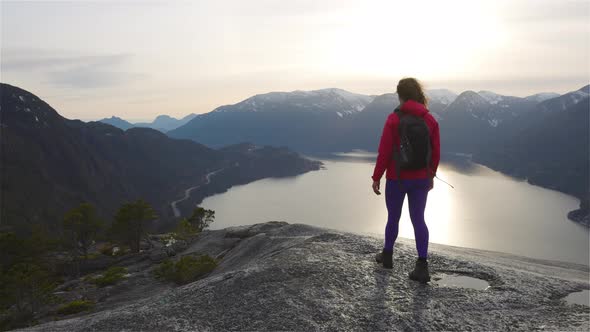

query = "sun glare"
[[324, 0, 506, 80]]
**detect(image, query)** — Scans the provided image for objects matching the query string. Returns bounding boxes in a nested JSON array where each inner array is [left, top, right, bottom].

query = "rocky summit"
[[21, 222, 590, 331]]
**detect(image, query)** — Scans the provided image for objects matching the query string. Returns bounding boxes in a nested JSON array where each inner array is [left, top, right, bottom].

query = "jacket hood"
[[399, 100, 429, 116]]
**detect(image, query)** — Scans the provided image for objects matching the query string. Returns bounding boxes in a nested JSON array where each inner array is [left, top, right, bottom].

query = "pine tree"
[[187, 207, 215, 232], [4, 263, 55, 316], [63, 203, 103, 260], [112, 200, 157, 252]]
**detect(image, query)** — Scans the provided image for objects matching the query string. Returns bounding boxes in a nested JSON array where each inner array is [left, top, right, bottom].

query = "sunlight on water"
[[565, 290, 590, 306], [433, 274, 490, 290], [203, 157, 589, 265]]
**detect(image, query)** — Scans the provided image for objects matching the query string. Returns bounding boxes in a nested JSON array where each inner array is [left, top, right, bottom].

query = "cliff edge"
[[20, 222, 590, 331]]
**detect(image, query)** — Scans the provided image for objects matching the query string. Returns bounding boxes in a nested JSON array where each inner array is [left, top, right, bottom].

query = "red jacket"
[[371, 100, 440, 181]]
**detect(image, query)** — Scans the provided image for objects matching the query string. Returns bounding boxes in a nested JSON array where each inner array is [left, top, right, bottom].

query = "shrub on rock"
[[91, 266, 127, 287], [56, 300, 95, 315], [154, 255, 216, 285]]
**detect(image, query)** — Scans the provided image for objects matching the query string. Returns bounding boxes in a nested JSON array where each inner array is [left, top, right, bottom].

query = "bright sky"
[[1, 0, 589, 121]]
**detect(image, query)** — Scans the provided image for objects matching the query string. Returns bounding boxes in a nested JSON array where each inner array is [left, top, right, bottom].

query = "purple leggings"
[[383, 178, 430, 258]]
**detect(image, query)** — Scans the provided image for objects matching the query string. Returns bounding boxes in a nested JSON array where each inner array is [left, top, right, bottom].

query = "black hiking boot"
[[375, 250, 393, 269], [409, 258, 430, 283]]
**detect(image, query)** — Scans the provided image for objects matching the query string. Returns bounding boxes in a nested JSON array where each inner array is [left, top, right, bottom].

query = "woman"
[[371, 77, 440, 284]]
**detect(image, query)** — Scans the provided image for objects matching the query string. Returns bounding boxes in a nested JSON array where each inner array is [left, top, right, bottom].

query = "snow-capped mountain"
[[426, 89, 458, 105], [475, 89, 589, 203], [445, 90, 490, 113], [524, 92, 561, 103], [443, 91, 504, 126], [537, 85, 589, 113], [477, 90, 506, 104], [169, 88, 376, 151], [212, 88, 374, 118], [442, 90, 539, 128], [436, 90, 539, 152], [168, 84, 586, 154]]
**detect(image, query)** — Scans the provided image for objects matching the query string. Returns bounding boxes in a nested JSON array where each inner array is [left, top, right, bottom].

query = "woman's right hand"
[[372, 180, 381, 195]]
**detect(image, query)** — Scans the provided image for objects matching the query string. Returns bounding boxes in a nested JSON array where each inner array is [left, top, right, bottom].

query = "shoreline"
[[170, 168, 225, 217]]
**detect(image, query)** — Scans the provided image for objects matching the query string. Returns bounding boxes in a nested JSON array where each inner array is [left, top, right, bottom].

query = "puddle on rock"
[[565, 290, 589, 306], [433, 273, 490, 290]]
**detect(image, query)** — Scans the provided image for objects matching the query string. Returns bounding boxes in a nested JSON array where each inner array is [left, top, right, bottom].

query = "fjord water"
[[203, 152, 589, 265]]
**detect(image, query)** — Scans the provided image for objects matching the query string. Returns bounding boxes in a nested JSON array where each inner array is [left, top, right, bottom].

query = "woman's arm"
[[372, 115, 395, 182]]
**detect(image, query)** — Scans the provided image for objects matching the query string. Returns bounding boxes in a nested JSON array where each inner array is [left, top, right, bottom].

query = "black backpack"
[[393, 107, 432, 177]]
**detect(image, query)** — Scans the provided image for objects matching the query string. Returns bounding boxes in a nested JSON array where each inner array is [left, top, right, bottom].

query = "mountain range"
[[166, 87, 563, 153], [0, 83, 320, 233], [99, 113, 197, 132], [474, 86, 590, 200], [164, 85, 589, 221]]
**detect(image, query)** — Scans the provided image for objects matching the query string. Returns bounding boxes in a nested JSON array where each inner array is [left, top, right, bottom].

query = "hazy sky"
[[1, 0, 589, 121]]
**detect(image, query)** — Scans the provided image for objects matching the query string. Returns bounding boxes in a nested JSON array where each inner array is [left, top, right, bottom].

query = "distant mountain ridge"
[[167, 88, 372, 152], [475, 91, 590, 202], [167, 87, 469, 151], [99, 116, 134, 130], [537, 85, 590, 113], [212, 88, 374, 117], [99, 113, 197, 132], [167, 86, 566, 153], [135, 113, 198, 131]]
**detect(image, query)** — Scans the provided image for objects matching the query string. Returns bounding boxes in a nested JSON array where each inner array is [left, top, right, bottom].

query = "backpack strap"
[[393, 107, 404, 190]]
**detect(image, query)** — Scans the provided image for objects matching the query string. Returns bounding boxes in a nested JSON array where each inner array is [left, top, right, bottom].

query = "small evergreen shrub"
[[174, 219, 198, 240], [154, 255, 216, 285], [175, 255, 216, 284], [91, 266, 127, 287], [153, 259, 175, 281], [56, 300, 95, 315]]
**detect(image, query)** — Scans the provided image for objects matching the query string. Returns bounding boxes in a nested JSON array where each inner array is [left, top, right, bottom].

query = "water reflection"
[[433, 274, 490, 290], [565, 290, 590, 306], [310, 150, 377, 164], [439, 153, 482, 175], [203, 156, 589, 265]]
